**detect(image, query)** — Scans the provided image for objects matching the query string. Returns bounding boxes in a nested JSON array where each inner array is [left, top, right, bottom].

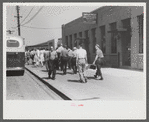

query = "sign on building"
[[82, 12, 97, 24]]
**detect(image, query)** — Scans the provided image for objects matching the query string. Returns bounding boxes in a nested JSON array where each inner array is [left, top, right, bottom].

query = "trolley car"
[[6, 36, 25, 76]]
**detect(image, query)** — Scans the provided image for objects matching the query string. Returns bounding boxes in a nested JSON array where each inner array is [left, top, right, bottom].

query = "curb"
[[25, 67, 72, 100]]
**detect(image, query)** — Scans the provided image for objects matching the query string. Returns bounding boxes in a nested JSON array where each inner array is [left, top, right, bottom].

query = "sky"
[[5, 3, 102, 46]]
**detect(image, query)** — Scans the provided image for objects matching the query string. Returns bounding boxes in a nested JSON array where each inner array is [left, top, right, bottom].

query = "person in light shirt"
[[76, 43, 88, 83], [67, 47, 73, 69], [44, 48, 50, 71], [48, 46, 57, 80], [93, 44, 104, 80], [71, 47, 77, 74], [60, 45, 69, 75], [56, 44, 64, 70]]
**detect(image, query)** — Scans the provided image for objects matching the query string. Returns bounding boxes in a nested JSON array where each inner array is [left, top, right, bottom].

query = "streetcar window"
[[7, 40, 19, 47]]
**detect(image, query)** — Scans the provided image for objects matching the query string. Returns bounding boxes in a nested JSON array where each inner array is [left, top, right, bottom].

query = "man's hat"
[[73, 47, 77, 50], [96, 44, 101, 48]]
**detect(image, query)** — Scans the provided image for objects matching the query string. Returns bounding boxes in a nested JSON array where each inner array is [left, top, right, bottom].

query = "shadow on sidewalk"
[[56, 72, 64, 75], [41, 70, 48, 72], [68, 79, 81, 83], [87, 76, 95, 79], [42, 77, 49, 79], [67, 72, 74, 75]]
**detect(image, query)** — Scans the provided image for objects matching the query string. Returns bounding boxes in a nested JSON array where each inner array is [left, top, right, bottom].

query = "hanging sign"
[[82, 12, 97, 24]]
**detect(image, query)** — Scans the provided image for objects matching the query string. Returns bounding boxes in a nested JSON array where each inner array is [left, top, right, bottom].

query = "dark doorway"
[[121, 18, 131, 66]]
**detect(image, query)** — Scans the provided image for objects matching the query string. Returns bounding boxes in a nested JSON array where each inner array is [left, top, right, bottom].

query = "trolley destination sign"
[[82, 12, 97, 24]]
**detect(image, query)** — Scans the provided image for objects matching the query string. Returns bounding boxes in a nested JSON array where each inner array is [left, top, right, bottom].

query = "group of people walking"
[[25, 42, 104, 83]]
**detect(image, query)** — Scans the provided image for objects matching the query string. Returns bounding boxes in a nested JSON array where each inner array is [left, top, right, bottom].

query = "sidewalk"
[[25, 64, 144, 101]]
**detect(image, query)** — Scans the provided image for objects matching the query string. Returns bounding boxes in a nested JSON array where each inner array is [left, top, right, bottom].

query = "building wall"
[[62, 6, 144, 70]]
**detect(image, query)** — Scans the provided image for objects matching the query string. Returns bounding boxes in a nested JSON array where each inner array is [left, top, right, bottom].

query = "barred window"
[[69, 35, 72, 49], [137, 14, 143, 53], [91, 28, 96, 53], [74, 33, 77, 47], [110, 22, 117, 53], [65, 36, 68, 47], [100, 26, 106, 53], [79, 32, 82, 38]]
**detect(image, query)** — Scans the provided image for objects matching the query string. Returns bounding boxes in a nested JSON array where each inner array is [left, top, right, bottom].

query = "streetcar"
[[6, 36, 25, 76]]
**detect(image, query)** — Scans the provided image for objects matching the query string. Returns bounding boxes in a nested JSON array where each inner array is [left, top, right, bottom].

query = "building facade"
[[62, 6, 144, 70]]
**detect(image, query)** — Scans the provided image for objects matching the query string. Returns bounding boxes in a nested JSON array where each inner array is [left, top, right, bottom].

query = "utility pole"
[[14, 6, 22, 36]]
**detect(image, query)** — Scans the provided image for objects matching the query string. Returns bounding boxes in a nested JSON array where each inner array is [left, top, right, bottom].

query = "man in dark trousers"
[[56, 44, 64, 70], [68, 47, 73, 69], [72, 47, 77, 74], [60, 45, 68, 75], [48, 46, 57, 80]]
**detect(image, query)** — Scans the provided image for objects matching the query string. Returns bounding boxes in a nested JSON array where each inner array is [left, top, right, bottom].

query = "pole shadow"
[[67, 79, 81, 83]]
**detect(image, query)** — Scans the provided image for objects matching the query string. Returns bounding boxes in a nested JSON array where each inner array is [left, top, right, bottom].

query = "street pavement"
[[25, 64, 144, 101]]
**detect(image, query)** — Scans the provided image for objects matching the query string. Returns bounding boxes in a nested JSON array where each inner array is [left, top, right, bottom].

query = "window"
[[100, 26, 106, 53], [69, 35, 72, 49], [91, 28, 96, 53], [7, 40, 19, 47], [79, 32, 82, 38], [138, 14, 143, 53], [65, 36, 68, 46], [110, 22, 117, 53], [74, 33, 77, 47]]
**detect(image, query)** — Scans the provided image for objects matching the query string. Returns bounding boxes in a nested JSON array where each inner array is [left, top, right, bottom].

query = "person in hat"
[[93, 44, 104, 80], [67, 47, 73, 69], [56, 43, 64, 70], [71, 47, 78, 74], [60, 45, 69, 75], [48, 46, 57, 80]]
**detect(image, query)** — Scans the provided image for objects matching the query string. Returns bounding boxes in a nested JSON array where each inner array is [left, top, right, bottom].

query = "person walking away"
[[32, 48, 36, 65], [56, 44, 64, 70], [39, 48, 45, 67], [76, 43, 88, 83], [30, 49, 35, 65], [44, 48, 50, 72], [26, 50, 30, 65], [68, 47, 73, 69], [93, 44, 104, 80], [48, 46, 57, 80], [34, 48, 40, 67], [60, 45, 68, 75], [71, 47, 77, 74]]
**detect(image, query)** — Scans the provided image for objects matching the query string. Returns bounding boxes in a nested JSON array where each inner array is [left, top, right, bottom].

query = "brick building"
[[62, 6, 144, 70]]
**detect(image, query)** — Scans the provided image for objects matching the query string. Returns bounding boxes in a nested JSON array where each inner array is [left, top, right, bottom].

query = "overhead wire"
[[21, 6, 43, 26], [20, 25, 61, 30], [11, 6, 61, 31], [20, 6, 34, 24]]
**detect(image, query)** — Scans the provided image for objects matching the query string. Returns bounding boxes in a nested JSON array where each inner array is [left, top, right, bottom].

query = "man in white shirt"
[[72, 47, 77, 74], [56, 44, 64, 70], [76, 43, 88, 83]]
